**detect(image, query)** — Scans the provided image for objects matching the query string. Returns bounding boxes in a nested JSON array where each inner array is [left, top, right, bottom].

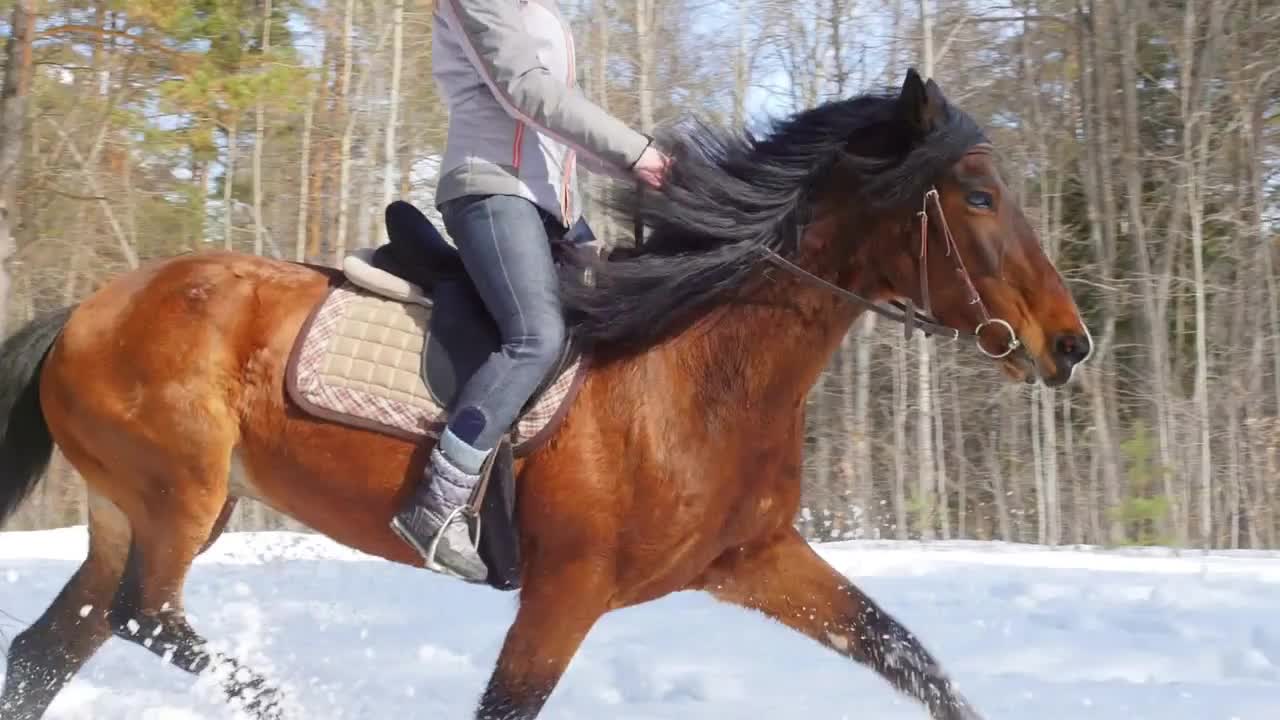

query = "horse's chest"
[[646, 419, 803, 548], [717, 440, 804, 542], [612, 443, 800, 604]]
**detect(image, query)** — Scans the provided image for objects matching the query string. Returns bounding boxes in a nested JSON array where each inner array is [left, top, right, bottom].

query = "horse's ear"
[[897, 68, 947, 139]]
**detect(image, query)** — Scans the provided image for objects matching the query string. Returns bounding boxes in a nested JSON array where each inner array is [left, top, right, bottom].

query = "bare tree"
[[0, 0, 34, 338], [252, 0, 274, 257], [382, 0, 406, 209]]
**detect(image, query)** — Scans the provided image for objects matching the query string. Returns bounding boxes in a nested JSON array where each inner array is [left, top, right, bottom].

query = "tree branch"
[[44, 117, 139, 269], [35, 25, 199, 71]]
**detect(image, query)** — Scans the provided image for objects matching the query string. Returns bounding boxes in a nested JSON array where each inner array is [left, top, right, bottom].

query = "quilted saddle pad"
[[286, 282, 586, 453]]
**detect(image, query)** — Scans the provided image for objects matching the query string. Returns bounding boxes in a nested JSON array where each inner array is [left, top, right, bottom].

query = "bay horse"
[[0, 70, 1090, 720]]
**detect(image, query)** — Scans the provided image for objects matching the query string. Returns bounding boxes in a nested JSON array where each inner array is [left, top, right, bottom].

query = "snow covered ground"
[[2, 528, 1278, 720]]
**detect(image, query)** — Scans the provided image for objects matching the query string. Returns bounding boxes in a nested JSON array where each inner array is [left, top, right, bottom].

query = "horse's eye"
[[966, 190, 994, 209]]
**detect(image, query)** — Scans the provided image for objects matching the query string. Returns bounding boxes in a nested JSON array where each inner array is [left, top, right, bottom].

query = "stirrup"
[[388, 505, 473, 563], [390, 509, 481, 582], [415, 505, 484, 580]]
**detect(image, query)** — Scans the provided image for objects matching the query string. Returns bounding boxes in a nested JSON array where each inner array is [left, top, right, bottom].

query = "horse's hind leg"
[[106, 456, 283, 720], [1, 492, 131, 720], [699, 527, 983, 720]]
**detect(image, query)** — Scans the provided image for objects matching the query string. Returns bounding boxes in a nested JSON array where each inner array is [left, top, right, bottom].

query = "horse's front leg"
[[475, 556, 611, 720], [698, 527, 982, 720]]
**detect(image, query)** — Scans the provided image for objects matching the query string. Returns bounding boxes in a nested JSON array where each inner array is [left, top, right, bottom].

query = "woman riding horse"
[[390, 0, 672, 581], [0, 67, 1093, 720]]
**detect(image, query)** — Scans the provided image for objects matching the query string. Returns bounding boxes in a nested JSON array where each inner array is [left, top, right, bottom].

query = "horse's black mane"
[[559, 83, 987, 357]]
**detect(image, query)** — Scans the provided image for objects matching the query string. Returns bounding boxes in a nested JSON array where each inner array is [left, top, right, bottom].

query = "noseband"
[[763, 186, 1022, 360]]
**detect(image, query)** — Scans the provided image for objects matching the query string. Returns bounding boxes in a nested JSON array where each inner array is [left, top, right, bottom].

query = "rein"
[[762, 186, 1021, 360], [626, 178, 1021, 359]]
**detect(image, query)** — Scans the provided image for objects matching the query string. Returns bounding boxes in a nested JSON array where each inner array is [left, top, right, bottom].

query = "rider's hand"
[[632, 145, 672, 190]]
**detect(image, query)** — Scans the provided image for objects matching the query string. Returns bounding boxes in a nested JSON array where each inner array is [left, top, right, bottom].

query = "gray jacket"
[[433, 0, 652, 226]]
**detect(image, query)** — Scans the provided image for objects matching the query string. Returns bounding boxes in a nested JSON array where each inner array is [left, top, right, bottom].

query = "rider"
[[391, 0, 672, 581]]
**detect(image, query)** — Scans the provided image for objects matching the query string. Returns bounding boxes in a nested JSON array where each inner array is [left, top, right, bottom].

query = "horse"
[[0, 69, 1091, 720]]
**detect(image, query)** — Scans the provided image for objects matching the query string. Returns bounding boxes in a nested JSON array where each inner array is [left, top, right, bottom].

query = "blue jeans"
[[435, 194, 567, 470]]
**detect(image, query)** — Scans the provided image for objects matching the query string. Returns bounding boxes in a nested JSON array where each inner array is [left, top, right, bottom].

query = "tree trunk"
[[1032, 387, 1046, 543], [915, 341, 936, 539], [828, 0, 850, 94], [594, 0, 614, 242], [914, 0, 936, 541], [382, 0, 405, 209], [852, 316, 875, 529], [1088, 372, 1124, 544], [1007, 394, 1027, 541], [1244, 333, 1266, 549], [733, 0, 749, 126], [838, 333, 859, 536], [252, 0, 273, 257], [296, 85, 315, 262], [1256, 118, 1280, 437], [0, 0, 36, 338], [1180, 0, 1216, 547], [1088, 424, 1103, 542], [919, 0, 934, 77], [306, 18, 337, 261], [1077, 1, 1123, 545], [333, 0, 358, 264], [1116, 0, 1181, 545], [951, 372, 966, 538], [1226, 396, 1241, 549], [224, 119, 239, 251], [1063, 390, 1083, 544], [1027, 21, 1061, 546], [192, 158, 209, 248], [989, 429, 1012, 541], [355, 49, 382, 252], [892, 333, 908, 539], [933, 349, 950, 540], [636, 0, 654, 131], [1042, 388, 1060, 545]]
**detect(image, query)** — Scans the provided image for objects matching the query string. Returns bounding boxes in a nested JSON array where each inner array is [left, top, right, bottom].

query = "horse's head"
[[559, 71, 1091, 384], [832, 69, 1091, 387]]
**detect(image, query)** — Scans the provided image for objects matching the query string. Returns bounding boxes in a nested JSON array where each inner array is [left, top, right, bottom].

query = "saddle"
[[354, 200, 582, 415], [285, 201, 591, 591]]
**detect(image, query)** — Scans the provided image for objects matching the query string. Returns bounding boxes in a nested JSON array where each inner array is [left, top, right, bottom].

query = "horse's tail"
[[0, 306, 74, 526]]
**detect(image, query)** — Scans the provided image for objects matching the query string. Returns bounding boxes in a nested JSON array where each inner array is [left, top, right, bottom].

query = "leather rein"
[[628, 182, 1022, 359], [761, 186, 1022, 360]]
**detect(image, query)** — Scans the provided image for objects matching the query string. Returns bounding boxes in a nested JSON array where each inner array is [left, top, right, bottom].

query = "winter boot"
[[391, 440, 490, 583]]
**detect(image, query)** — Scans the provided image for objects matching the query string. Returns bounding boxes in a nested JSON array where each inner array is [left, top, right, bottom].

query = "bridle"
[[760, 186, 1023, 360], [627, 176, 1022, 359]]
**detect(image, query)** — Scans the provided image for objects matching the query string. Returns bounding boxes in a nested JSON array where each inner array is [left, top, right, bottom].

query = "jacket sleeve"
[[442, 0, 652, 174], [575, 136, 652, 181]]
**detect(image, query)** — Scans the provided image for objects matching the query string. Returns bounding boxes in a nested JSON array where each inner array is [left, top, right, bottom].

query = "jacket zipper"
[[512, 121, 525, 170]]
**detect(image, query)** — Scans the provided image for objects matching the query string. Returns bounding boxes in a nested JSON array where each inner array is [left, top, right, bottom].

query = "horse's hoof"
[[238, 686, 284, 720], [943, 700, 983, 720]]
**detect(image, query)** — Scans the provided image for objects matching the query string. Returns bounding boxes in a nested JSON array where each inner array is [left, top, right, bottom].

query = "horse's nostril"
[[1053, 333, 1091, 364]]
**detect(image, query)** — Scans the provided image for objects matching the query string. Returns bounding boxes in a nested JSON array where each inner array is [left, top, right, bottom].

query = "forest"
[[0, 0, 1277, 550]]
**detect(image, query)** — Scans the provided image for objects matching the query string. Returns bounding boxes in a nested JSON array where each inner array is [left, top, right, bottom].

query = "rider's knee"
[[518, 318, 566, 369]]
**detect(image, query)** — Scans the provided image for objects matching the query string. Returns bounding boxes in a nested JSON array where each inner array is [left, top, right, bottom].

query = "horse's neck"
[[676, 264, 865, 413]]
